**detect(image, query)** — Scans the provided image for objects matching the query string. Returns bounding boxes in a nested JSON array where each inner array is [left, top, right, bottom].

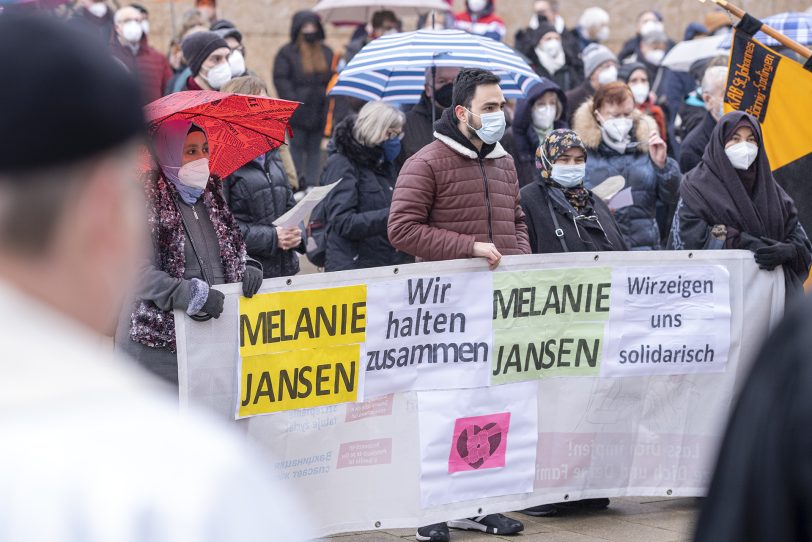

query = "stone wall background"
[[137, 0, 807, 95]]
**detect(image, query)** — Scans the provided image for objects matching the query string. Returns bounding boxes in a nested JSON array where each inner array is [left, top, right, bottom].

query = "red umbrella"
[[144, 90, 300, 179]]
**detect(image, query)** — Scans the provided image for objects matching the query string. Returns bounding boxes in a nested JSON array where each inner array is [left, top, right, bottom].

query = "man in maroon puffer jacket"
[[388, 68, 528, 542], [109, 5, 172, 105], [389, 68, 530, 272]]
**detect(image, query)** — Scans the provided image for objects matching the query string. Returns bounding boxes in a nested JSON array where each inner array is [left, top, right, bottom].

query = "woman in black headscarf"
[[668, 111, 811, 298]]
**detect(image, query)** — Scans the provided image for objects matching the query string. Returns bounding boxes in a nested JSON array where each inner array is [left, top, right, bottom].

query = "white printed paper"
[[418, 382, 538, 507], [364, 273, 493, 399], [273, 182, 339, 228], [600, 265, 731, 377]]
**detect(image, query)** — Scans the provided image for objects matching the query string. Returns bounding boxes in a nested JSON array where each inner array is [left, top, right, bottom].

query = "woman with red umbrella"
[[114, 119, 263, 385]]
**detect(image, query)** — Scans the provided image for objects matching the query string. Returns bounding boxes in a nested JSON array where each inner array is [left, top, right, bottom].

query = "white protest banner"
[[176, 251, 785, 537], [364, 272, 493, 399]]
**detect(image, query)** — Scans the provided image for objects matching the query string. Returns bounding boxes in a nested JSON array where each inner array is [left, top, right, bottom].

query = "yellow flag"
[[725, 29, 812, 170]]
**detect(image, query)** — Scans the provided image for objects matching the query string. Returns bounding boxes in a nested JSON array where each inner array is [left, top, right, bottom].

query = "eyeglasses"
[[386, 130, 405, 140]]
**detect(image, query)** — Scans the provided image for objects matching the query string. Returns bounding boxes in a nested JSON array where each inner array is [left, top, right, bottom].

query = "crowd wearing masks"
[[7, 2, 811, 541]]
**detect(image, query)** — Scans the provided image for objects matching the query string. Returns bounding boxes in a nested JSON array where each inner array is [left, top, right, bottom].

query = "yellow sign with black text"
[[238, 343, 362, 417], [239, 285, 367, 357]]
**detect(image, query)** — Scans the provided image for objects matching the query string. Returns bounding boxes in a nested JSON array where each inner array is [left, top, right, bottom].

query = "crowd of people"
[[2, 1, 812, 541]]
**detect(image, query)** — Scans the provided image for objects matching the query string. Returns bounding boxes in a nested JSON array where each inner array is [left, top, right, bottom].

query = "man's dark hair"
[[371, 10, 397, 29], [451, 68, 501, 110]]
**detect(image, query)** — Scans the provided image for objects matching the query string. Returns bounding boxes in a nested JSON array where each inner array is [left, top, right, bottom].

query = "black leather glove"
[[242, 264, 263, 298], [738, 232, 770, 252], [754, 237, 796, 271], [201, 288, 225, 319]]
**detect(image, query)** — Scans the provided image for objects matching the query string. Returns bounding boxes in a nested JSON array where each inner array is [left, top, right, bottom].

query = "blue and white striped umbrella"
[[331, 29, 542, 104], [720, 12, 812, 48]]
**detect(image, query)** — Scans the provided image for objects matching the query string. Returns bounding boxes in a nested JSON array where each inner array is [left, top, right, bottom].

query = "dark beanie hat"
[[0, 15, 143, 174], [181, 31, 228, 76]]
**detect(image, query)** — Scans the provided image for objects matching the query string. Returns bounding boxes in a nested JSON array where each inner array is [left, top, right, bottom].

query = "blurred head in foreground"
[[0, 14, 145, 334]]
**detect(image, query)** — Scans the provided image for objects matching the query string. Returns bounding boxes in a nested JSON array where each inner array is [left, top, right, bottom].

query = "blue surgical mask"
[[465, 109, 506, 145], [381, 136, 401, 162], [551, 164, 586, 188]]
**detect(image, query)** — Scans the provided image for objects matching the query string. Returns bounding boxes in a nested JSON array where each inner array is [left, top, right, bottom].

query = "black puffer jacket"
[[322, 117, 410, 272], [273, 11, 334, 132], [224, 150, 301, 279]]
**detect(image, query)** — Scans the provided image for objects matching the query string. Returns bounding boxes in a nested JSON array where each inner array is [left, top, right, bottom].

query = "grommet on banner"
[[594, 254, 600, 261], [286, 278, 292, 286], [563, 494, 570, 500], [393, 267, 399, 274], [374, 521, 381, 528], [477, 507, 483, 514], [667, 489, 673, 496], [688, 252, 694, 259]]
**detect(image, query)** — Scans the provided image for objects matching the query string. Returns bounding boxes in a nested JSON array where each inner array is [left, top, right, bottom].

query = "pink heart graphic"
[[456, 423, 503, 469], [448, 412, 510, 473]]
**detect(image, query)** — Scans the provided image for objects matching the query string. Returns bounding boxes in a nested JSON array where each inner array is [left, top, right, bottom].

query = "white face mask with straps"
[[204, 61, 232, 90], [725, 142, 758, 170], [178, 158, 210, 189]]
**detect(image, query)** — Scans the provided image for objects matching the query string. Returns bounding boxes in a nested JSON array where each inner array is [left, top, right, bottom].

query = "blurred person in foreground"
[[0, 14, 306, 541], [110, 5, 172, 104], [694, 291, 812, 542], [573, 6, 610, 52], [668, 112, 811, 300], [222, 76, 304, 279]]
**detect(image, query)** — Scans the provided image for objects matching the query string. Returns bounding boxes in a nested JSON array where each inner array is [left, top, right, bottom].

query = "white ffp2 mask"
[[204, 61, 232, 90], [725, 142, 758, 170], [178, 158, 210, 189]]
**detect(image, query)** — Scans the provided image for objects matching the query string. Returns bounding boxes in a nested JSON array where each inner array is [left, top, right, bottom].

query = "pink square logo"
[[448, 412, 511, 473]]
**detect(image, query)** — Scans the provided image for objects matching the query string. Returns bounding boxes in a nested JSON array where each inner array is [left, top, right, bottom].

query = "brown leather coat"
[[388, 132, 531, 261]]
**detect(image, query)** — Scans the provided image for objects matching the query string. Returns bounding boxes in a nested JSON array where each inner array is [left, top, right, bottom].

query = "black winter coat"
[[396, 92, 438, 172], [273, 11, 334, 132], [224, 151, 301, 279], [679, 111, 715, 174], [322, 117, 410, 272], [521, 181, 627, 253]]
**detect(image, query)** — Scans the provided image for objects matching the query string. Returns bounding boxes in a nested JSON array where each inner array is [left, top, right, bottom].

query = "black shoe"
[[554, 498, 611, 513], [520, 504, 559, 517], [416, 522, 450, 542], [448, 514, 524, 535]]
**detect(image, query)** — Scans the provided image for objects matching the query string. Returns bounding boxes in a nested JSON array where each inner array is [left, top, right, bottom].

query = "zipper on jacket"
[[191, 204, 199, 220], [478, 158, 494, 243]]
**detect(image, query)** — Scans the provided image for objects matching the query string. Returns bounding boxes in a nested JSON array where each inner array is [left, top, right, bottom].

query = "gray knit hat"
[[582, 43, 618, 78], [181, 31, 228, 76]]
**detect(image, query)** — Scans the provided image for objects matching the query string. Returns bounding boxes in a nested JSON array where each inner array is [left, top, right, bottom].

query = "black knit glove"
[[754, 237, 796, 271], [201, 289, 225, 319], [738, 232, 769, 252], [242, 264, 263, 298]]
